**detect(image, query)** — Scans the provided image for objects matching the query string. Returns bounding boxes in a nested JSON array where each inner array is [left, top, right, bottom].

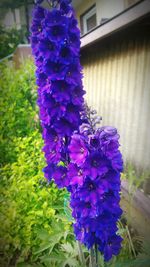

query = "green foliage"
[[0, 60, 38, 164], [0, 25, 26, 59], [0, 61, 85, 266], [0, 131, 71, 266], [0, 0, 29, 9], [122, 163, 149, 195]]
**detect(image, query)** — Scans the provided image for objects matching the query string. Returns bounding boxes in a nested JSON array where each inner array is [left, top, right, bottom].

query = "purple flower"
[[54, 118, 76, 136], [38, 38, 58, 59], [43, 164, 55, 181], [44, 60, 67, 80], [65, 104, 80, 123], [46, 24, 67, 42], [35, 0, 44, 4], [89, 135, 100, 149], [51, 80, 71, 102], [83, 152, 109, 179], [36, 71, 47, 87], [71, 199, 98, 219], [99, 234, 123, 261], [33, 6, 45, 20], [45, 96, 66, 118], [68, 31, 81, 50], [44, 9, 68, 27], [71, 84, 85, 106], [79, 123, 93, 136], [99, 126, 120, 156], [42, 128, 59, 146], [68, 163, 85, 186], [111, 151, 123, 172], [74, 177, 105, 204], [60, 0, 72, 14], [42, 143, 61, 164], [66, 61, 83, 85], [59, 45, 75, 64], [69, 134, 88, 166], [53, 166, 69, 188]]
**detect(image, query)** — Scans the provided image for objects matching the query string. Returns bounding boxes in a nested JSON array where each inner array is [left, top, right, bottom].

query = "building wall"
[[76, 0, 125, 29], [75, 0, 142, 31], [96, 0, 124, 24], [81, 37, 150, 171]]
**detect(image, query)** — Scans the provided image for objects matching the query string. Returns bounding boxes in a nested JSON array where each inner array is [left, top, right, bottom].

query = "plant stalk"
[[77, 241, 86, 266], [90, 247, 96, 267]]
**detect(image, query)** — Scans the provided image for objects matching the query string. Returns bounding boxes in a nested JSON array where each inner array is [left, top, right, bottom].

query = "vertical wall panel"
[[82, 37, 150, 171]]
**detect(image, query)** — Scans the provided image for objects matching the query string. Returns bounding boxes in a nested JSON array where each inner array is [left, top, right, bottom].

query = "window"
[[80, 5, 97, 35]]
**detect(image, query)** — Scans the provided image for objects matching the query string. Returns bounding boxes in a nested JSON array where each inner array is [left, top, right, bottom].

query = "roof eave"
[[80, 0, 150, 49]]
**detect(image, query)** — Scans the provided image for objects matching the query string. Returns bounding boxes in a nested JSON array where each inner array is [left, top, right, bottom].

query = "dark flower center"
[[54, 136, 58, 142], [48, 43, 54, 50], [85, 202, 91, 208], [77, 169, 82, 176], [90, 138, 99, 148], [92, 159, 99, 167], [61, 48, 69, 57], [52, 26, 60, 36], [80, 147, 84, 154], [54, 65, 60, 72], [88, 183, 95, 191]]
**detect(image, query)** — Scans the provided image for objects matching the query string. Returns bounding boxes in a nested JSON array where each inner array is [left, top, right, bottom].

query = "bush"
[[0, 131, 70, 266], [0, 60, 76, 267], [0, 60, 38, 164], [0, 25, 26, 59]]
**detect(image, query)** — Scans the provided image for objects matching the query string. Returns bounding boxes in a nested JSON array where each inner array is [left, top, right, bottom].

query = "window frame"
[[80, 5, 97, 35]]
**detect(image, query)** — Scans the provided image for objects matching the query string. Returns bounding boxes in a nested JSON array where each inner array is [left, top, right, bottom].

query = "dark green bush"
[[0, 25, 26, 59]]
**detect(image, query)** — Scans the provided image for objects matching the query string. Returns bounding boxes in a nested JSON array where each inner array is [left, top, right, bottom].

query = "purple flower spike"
[[31, 0, 123, 262]]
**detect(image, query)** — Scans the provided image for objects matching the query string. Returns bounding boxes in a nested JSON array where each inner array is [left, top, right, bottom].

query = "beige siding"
[[82, 38, 150, 171]]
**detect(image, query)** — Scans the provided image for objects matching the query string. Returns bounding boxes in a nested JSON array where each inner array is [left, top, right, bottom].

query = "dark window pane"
[[87, 13, 96, 31]]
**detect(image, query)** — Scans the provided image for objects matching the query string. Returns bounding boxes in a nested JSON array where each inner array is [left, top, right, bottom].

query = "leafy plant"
[[122, 163, 149, 195], [0, 25, 26, 59], [0, 131, 70, 266], [0, 60, 38, 164]]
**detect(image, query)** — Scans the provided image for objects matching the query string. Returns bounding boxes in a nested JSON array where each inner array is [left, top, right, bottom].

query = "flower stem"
[[95, 244, 98, 267], [90, 247, 96, 267], [77, 241, 86, 266]]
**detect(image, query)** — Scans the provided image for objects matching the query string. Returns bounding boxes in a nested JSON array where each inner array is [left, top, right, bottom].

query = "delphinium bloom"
[[31, 0, 85, 184], [31, 0, 123, 262], [69, 107, 123, 261]]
